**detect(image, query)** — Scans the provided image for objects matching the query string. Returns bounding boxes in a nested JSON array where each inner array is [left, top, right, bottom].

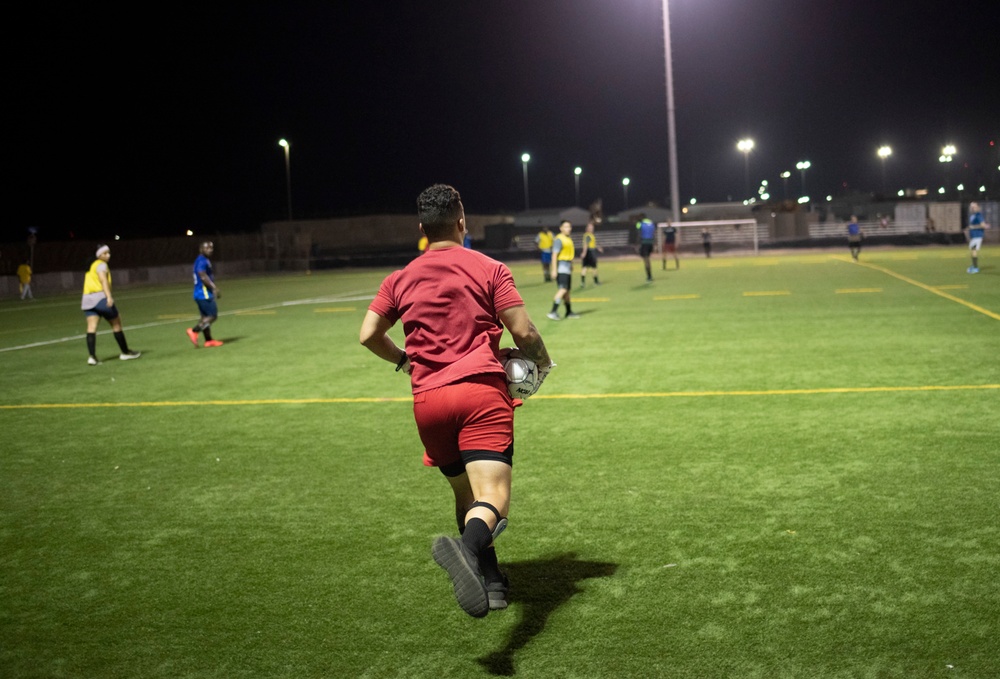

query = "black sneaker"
[[431, 536, 489, 618], [486, 573, 510, 610]]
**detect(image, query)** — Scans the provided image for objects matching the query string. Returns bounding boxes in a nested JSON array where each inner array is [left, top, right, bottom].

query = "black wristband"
[[395, 354, 408, 371]]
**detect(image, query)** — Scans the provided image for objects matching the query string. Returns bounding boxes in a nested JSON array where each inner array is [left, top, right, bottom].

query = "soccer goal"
[[658, 219, 763, 256]]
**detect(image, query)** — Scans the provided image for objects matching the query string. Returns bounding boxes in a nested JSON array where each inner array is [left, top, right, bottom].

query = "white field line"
[[0, 292, 375, 353]]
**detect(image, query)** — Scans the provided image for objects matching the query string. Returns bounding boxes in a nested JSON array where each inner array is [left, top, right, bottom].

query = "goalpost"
[[657, 219, 763, 257]]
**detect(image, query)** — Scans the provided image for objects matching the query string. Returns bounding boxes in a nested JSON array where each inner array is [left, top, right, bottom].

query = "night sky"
[[9, 1, 999, 242]]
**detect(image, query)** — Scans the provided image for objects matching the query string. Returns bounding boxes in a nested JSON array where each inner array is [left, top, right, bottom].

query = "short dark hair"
[[417, 184, 462, 238]]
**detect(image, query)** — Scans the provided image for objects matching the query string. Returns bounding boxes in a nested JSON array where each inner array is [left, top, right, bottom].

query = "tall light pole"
[[796, 160, 811, 197], [521, 153, 531, 210], [780, 171, 791, 200], [278, 138, 292, 220], [939, 144, 956, 198], [574, 166, 582, 206], [737, 139, 754, 200], [662, 0, 680, 223], [622, 177, 630, 210], [877, 146, 892, 194]]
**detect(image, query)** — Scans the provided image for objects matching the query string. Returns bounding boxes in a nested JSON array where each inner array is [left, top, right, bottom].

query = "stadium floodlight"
[[278, 138, 292, 220], [574, 166, 582, 206], [737, 139, 754, 200], [521, 153, 531, 210], [780, 171, 791, 199], [622, 177, 630, 210], [796, 160, 811, 195], [878, 146, 892, 193], [797, 196, 810, 204]]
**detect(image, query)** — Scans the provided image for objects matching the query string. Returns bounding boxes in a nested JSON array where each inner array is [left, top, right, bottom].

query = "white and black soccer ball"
[[501, 349, 539, 399]]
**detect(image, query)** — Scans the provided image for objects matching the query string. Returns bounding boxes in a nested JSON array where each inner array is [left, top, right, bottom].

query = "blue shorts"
[[540, 251, 552, 265], [83, 297, 119, 320], [196, 298, 218, 317]]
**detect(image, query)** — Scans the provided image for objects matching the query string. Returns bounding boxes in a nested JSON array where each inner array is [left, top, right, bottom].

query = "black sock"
[[113, 331, 129, 353], [594, 275, 599, 283], [203, 327, 213, 341], [479, 546, 502, 582], [565, 302, 573, 314], [86, 333, 96, 357], [461, 518, 493, 565], [973, 257, 978, 268], [551, 301, 559, 313]]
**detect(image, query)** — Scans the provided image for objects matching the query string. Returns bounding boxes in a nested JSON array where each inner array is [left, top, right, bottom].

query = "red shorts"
[[413, 374, 515, 469], [664, 243, 676, 253]]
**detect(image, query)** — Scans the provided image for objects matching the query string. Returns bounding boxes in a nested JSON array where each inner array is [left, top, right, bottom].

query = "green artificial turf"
[[2, 246, 998, 678]]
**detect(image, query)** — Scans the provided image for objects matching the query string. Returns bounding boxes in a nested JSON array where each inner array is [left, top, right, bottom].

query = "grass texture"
[[2, 246, 998, 678]]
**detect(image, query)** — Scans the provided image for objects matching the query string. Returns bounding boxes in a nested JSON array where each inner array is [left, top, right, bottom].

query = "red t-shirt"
[[368, 245, 525, 393]]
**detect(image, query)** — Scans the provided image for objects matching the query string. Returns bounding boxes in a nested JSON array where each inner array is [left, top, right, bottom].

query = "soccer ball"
[[501, 349, 539, 399]]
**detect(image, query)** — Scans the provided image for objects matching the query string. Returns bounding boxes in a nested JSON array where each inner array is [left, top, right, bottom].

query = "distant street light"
[[737, 139, 754, 200], [780, 171, 791, 199], [521, 153, 531, 210], [278, 138, 292, 220], [877, 146, 892, 194], [622, 177, 630, 210], [574, 166, 582, 206]]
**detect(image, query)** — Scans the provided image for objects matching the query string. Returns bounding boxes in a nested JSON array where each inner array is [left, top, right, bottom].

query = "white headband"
[[96, 245, 110, 257]]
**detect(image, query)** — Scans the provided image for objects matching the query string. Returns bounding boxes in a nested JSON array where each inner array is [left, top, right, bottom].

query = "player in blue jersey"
[[847, 215, 863, 261], [636, 217, 656, 282], [186, 241, 223, 347], [964, 202, 989, 274]]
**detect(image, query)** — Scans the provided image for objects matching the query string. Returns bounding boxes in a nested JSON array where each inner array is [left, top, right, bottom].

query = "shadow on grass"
[[477, 553, 618, 676]]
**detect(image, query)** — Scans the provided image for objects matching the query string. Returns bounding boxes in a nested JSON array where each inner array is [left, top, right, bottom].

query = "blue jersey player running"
[[964, 202, 989, 274], [187, 241, 223, 347]]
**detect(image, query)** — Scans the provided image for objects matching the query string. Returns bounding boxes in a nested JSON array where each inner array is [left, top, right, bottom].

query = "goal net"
[[657, 219, 763, 256]]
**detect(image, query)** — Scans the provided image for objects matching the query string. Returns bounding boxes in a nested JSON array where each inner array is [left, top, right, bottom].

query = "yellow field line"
[[934, 284, 968, 290], [4, 384, 996, 409], [834, 256, 999, 320], [743, 290, 791, 297]]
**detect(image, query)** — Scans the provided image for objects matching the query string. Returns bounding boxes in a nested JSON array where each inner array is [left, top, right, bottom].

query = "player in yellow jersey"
[[546, 221, 579, 320], [80, 245, 141, 365], [535, 226, 553, 282], [580, 221, 602, 287]]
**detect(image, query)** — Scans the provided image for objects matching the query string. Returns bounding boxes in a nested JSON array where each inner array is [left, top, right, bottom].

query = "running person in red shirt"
[[360, 184, 553, 617]]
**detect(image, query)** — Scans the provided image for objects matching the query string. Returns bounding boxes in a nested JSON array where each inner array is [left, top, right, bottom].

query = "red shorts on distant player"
[[664, 243, 676, 253], [413, 374, 514, 469]]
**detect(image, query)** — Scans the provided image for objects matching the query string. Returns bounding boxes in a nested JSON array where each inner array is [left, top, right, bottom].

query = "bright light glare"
[[797, 196, 809, 204], [942, 144, 956, 156], [796, 160, 811, 171], [521, 153, 530, 163], [957, 184, 965, 191], [574, 166, 582, 176], [278, 138, 289, 148], [878, 145, 892, 159], [622, 177, 630, 186], [689, 198, 697, 205], [780, 171, 791, 179], [898, 190, 905, 197], [938, 187, 946, 194], [186, 229, 194, 236], [737, 139, 754, 153]]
